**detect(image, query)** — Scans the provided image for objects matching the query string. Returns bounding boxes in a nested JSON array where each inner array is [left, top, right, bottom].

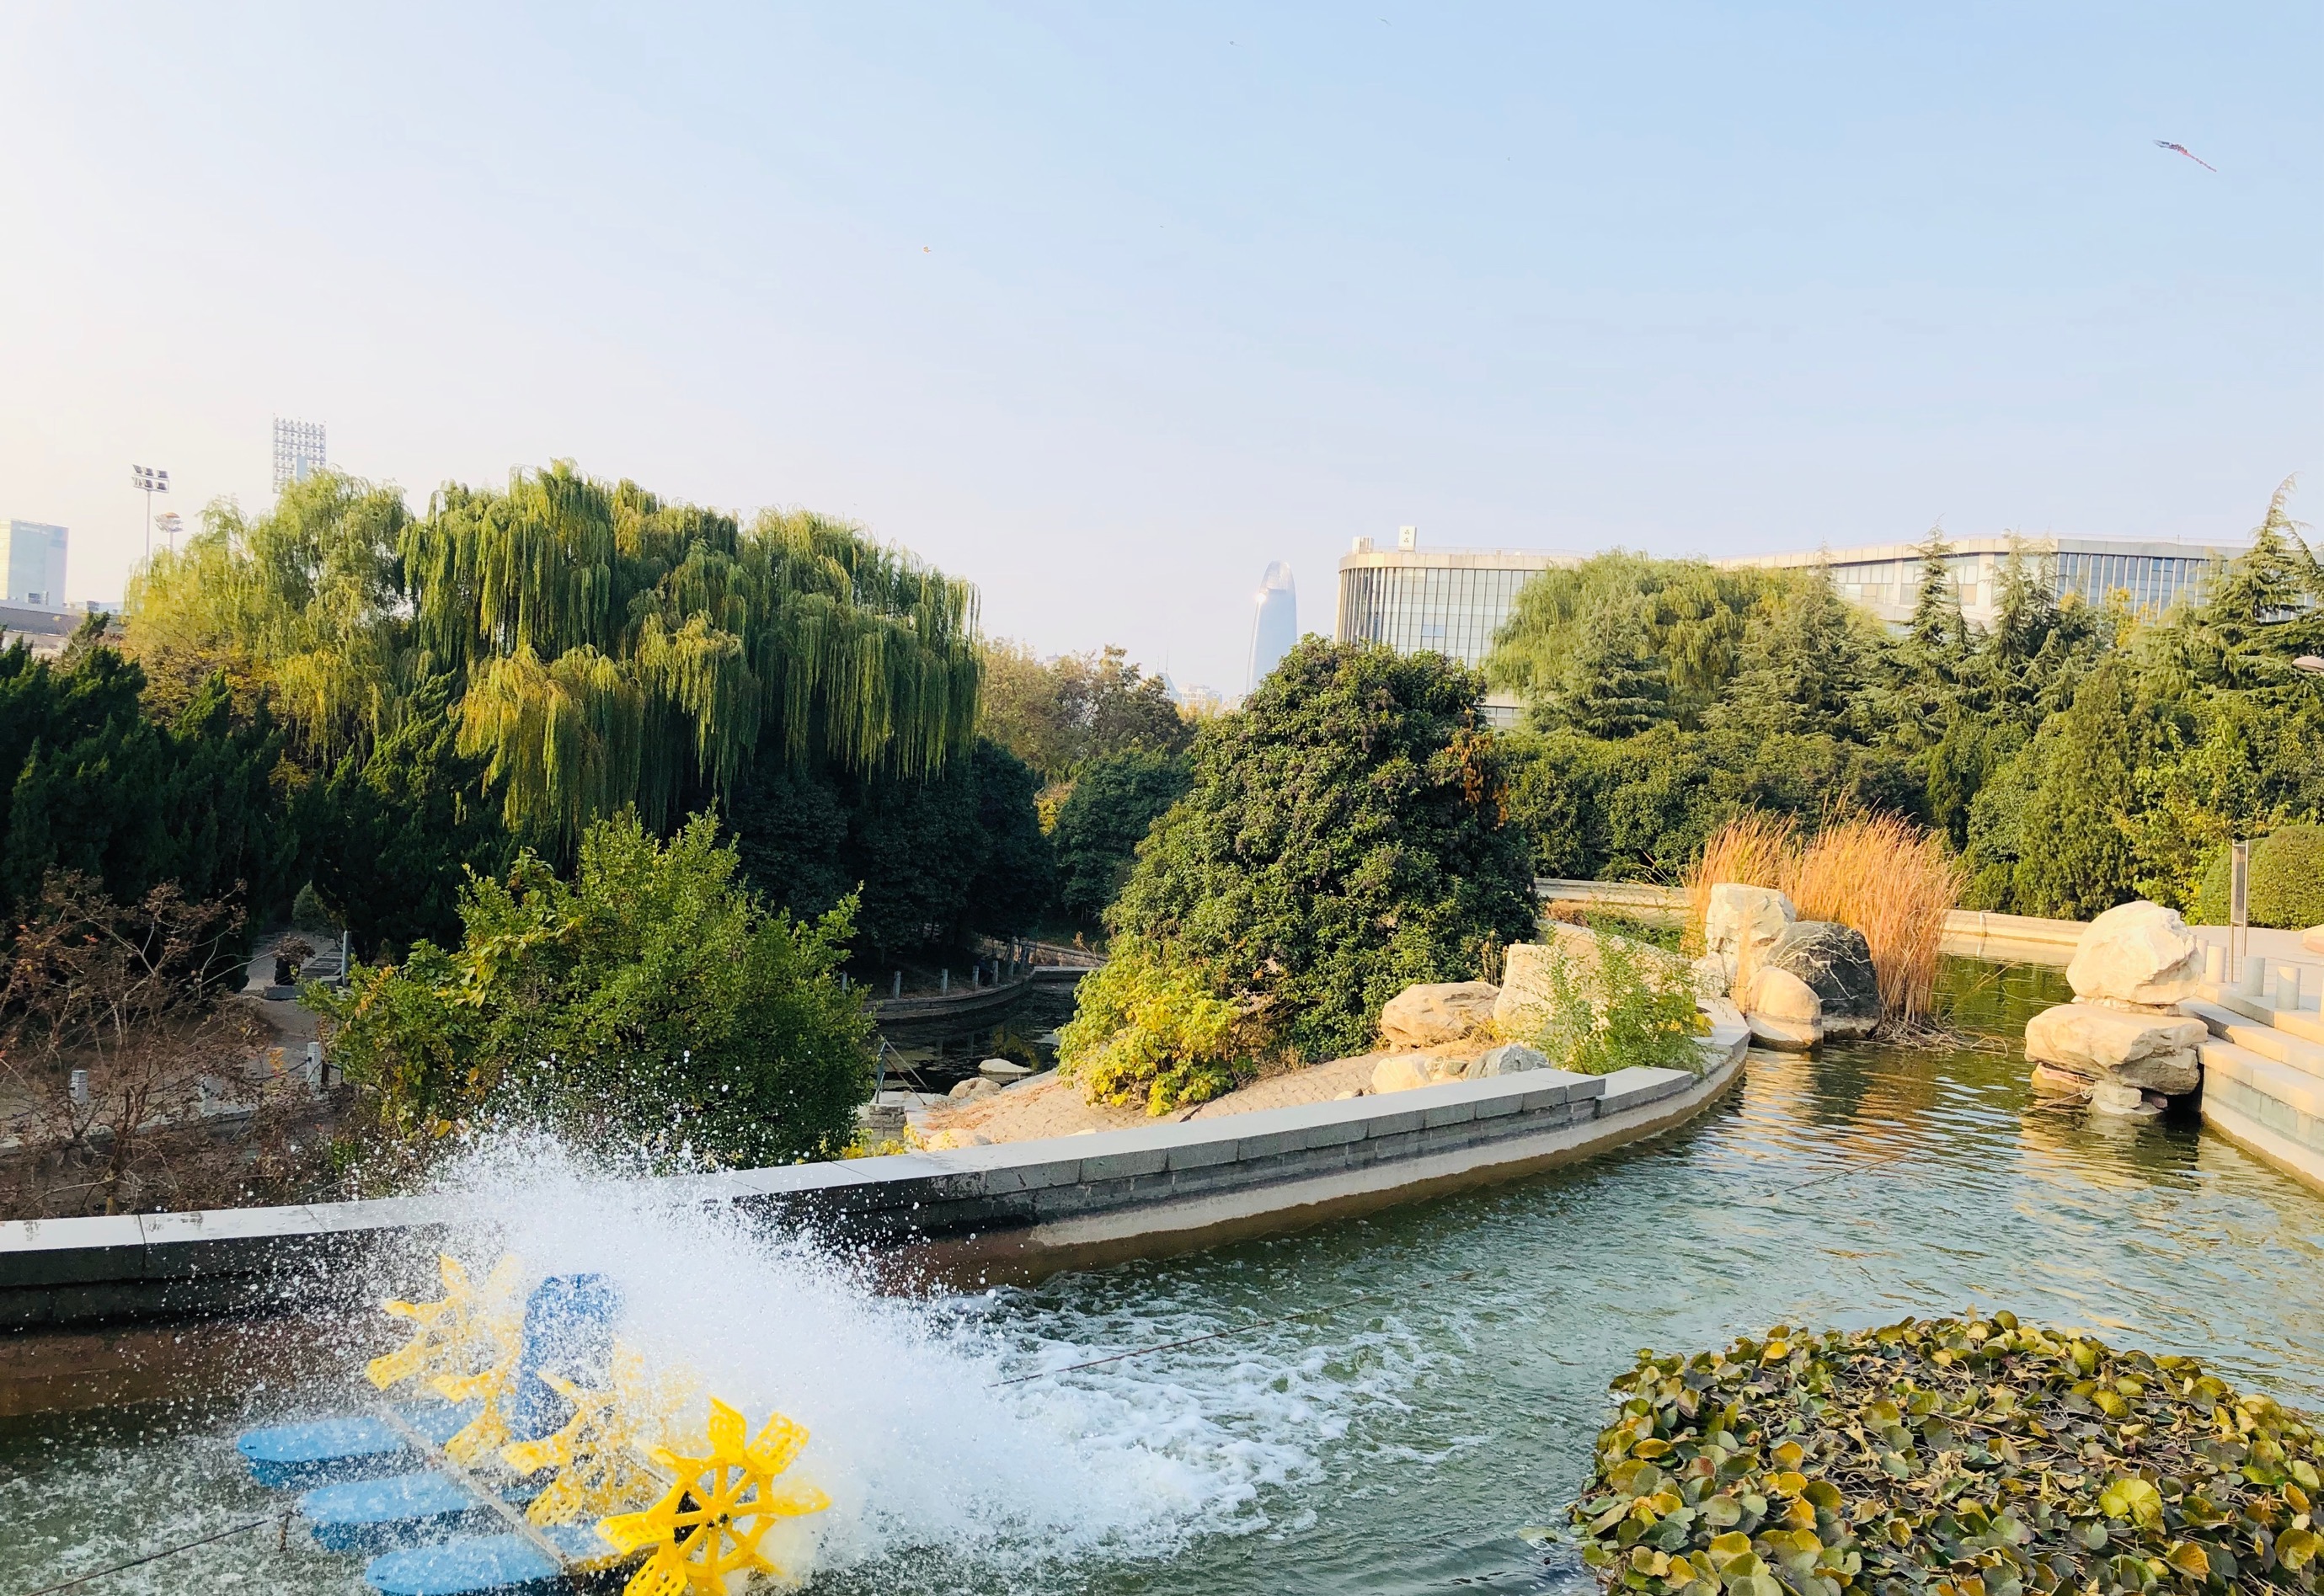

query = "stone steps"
[[2193, 982, 2324, 1046], [2182, 999, 2324, 1084], [2198, 1038, 2324, 1120]]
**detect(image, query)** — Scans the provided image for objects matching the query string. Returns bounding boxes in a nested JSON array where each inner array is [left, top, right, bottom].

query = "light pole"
[[131, 464, 170, 563], [154, 511, 183, 553]]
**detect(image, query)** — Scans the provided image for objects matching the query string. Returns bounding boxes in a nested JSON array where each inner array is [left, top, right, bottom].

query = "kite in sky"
[[2154, 140, 2217, 172]]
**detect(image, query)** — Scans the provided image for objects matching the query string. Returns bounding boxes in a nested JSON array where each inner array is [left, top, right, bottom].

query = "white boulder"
[[2023, 1003, 2204, 1095], [1742, 964, 1822, 1051], [1370, 1054, 1440, 1094], [979, 1058, 1034, 1081], [1379, 980, 1501, 1048], [2086, 1079, 2161, 1118], [2065, 901, 2204, 1009], [1704, 883, 1797, 982]]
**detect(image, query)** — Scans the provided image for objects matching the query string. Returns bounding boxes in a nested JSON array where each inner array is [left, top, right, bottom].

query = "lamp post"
[[131, 464, 170, 563], [154, 510, 183, 553]]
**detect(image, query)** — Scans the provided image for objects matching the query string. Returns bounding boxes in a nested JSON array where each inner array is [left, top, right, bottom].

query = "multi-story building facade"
[[1336, 530, 2247, 727]]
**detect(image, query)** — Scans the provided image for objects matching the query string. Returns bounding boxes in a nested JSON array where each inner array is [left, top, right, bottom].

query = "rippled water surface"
[[4, 958, 2320, 1596]]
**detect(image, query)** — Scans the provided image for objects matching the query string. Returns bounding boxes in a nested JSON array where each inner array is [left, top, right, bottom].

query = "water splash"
[[361, 1132, 1402, 1580]]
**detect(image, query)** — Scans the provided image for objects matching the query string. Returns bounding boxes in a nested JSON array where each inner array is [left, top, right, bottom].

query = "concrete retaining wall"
[[0, 1026, 1749, 1335], [1536, 878, 2095, 966]]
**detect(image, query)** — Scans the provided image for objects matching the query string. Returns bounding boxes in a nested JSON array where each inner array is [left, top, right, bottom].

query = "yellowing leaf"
[[2162, 1540, 2209, 1577]]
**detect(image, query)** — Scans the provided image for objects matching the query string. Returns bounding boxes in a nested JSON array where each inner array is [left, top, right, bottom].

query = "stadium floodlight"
[[272, 417, 327, 492], [131, 464, 170, 562]]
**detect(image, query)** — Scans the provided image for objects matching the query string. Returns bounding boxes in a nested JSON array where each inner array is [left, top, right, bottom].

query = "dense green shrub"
[[724, 737, 1052, 953], [2192, 824, 2324, 928], [316, 812, 872, 1166], [1055, 936, 1249, 1113], [0, 632, 300, 923], [1501, 725, 1921, 883], [1051, 747, 1191, 921], [1105, 639, 1537, 1065], [1489, 495, 2324, 917], [1509, 933, 1705, 1076]]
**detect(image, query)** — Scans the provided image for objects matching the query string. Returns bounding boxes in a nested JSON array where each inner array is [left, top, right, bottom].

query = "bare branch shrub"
[[0, 873, 307, 1217]]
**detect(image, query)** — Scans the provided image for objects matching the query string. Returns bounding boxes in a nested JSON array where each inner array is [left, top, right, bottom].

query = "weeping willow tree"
[[398, 464, 980, 842], [123, 472, 414, 760], [127, 461, 983, 852]]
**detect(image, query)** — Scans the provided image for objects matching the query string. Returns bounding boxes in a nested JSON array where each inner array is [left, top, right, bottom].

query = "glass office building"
[[2, 520, 68, 606], [1336, 539, 1573, 725], [1734, 537, 2240, 628], [1337, 532, 2245, 726]]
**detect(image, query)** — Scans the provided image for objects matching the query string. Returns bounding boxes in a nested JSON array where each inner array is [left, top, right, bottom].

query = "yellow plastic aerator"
[[596, 1397, 830, 1595], [501, 1341, 698, 1528], [366, 1252, 524, 1394]]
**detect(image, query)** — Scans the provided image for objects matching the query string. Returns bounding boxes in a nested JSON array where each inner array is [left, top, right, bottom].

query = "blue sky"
[[2, 3, 2316, 690]]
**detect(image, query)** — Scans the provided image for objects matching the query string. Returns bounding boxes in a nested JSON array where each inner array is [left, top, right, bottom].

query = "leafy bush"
[[725, 737, 1052, 953], [1509, 932, 1705, 1077], [1051, 747, 1191, 922], [315, 812, 873, 1167], [1502, 725, 1923, 884], [1568, 1314, 2322, 1596], [1055, 936, 1250, 1113], [2192, 825, 2324, 929], [1106, 639, 1538, 1064], [0, 637, 300, 921]]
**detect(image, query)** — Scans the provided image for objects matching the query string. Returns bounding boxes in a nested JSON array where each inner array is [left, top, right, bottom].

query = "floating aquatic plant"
[[1568, 1314, 2321, 1595]]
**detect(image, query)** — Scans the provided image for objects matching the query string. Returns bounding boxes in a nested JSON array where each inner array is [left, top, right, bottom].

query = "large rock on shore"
[[2065, 901, 2204, 1010], [1369, 1040, 1550, 1094], [1704, 883, 1796, 984], [1379, 980, 1500, 1048], [1742, 965, 1823, 1051], [2023, 1003, 2204, 1095], [1493, 925, 1695, 1038], [1764, 921, 1882, 1039]]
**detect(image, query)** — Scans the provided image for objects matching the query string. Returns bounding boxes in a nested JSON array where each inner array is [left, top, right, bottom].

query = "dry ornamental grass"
[[1686, 814, 1963, 1030]]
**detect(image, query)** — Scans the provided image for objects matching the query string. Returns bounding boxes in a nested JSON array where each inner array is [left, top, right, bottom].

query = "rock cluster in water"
[[2026, 902, 2207, 1117], [1699, 884, 1883, 1051]]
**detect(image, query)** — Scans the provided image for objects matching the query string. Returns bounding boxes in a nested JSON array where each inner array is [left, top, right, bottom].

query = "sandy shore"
[[911, 1038, 1495, 1148]]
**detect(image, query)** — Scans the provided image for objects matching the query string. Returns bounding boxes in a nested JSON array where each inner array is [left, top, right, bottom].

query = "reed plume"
[[1686, 810, 1963, 1029]]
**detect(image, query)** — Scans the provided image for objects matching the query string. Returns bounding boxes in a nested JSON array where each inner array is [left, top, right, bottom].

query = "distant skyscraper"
[[2, 520, 68, 606], [273, 417, 328, 492], [1245, 561, 1297, 692]]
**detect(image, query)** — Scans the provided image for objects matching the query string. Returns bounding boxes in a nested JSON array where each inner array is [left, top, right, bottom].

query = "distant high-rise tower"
[[2, 521, 68, 606], [272, 417, 328, 492], [1245, 561, 1297, 692]]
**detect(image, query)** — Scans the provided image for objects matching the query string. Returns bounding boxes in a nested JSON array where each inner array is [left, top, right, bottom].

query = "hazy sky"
[[3, 4, 2316, 691]]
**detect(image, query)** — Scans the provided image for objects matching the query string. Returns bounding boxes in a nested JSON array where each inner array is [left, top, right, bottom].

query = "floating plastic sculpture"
[[235, 1252, 827, 1594]]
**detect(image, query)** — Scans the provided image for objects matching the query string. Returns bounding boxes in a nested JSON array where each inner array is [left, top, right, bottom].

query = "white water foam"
[[394, 1134, 1435, 1581]]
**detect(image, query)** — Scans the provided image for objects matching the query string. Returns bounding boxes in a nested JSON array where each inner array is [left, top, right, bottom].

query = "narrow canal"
[[3, 958, 2318, 1596]]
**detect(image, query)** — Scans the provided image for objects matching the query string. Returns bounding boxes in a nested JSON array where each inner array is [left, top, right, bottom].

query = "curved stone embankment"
[[0, 1023, 1749, 1348]]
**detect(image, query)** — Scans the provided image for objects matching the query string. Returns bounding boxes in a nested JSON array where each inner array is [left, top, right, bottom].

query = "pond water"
[[4, 958, 2321, 1596]]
